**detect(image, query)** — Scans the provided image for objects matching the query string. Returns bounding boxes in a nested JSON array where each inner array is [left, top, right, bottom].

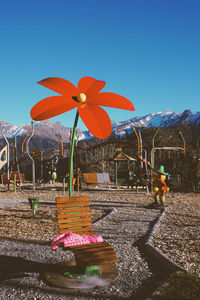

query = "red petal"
[[78, 105, 112, 139], [30, 96, 77, 121], [77, 76, 105, 95], [38, 77, 77, 96], [87, 79, 106, 97], [87, 92, 135, 111], [77, 77, 96, 93]]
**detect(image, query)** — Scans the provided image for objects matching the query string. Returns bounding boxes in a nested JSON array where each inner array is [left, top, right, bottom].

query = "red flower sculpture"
[[30, 76, 135, 139]]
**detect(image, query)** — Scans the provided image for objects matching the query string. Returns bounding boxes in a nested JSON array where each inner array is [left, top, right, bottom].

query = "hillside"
[[0, 109, 199, 161]]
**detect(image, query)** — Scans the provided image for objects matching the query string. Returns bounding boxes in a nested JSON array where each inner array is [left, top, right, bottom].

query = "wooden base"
[[43, 260, 117, 289]]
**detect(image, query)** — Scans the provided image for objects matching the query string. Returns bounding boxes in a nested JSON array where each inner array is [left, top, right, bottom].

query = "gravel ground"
[[0, 184, 199, 299], [0, 185, 161, 299], [0, 204, 105, 241], [152, 191, 200, 275]]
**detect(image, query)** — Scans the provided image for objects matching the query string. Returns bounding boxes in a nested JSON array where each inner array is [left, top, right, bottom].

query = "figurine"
[[152, 165, 169, 209]]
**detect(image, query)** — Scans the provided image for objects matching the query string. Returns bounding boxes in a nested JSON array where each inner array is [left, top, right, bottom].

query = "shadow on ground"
[[130, 217, 172, 300], [0, 255, 64, 281], [0, 255, 123, 299]]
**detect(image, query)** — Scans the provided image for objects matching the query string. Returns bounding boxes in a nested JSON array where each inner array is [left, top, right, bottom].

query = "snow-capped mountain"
[[0, 119, 93, 143], [0, 121, 27, 138], [0, 109, 200, 142], [112, 109, 200, 138]]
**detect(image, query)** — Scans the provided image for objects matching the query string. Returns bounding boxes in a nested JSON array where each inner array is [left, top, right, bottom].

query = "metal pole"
[[14, 175, 16, 193], [151, 128, 160, 193], [63, 177, 65, 194], [21, 134, 28, 159], [14, 136, 17, 165], [138, 130, 143, 168], [133, 127, 140, 159], [109, 163, 111, 179], [179, 131, 187, 176], [14, 136, 17, 192], [26, 122, 35, 198], [115, 161, 118, 186], [197, 137, 200, 158], [2, 133, 10, 190], [179, 131, 186, 158], [41, 151, 43, 182], [133, 127, 152, 168], [3, 151, 6, 172], [55, 133, 64, 157], [143, 149, 150, 193], [152, 127, 160, 169]]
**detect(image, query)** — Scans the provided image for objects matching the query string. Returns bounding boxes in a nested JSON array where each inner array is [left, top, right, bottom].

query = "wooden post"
[[77, 168, 80, 192]]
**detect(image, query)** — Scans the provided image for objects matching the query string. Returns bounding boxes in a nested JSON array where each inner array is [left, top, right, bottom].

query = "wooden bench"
[[55, 196, 118, 268], [83, 173, 113, 188]]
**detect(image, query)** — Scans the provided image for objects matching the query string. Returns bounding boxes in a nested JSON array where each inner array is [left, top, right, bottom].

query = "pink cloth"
[[51, 232, 103, 250]]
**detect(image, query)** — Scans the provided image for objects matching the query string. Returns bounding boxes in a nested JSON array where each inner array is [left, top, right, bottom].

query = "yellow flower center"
[[77, 93, 86, 103]]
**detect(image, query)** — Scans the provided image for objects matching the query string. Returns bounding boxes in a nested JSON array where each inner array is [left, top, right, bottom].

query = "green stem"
[[69, 111, 79, 197]]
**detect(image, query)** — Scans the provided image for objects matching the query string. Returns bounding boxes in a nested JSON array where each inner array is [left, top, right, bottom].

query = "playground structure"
[[0, 133, 10, 186], [151, 129, 187, 187], [150, 129, 200, 191], [132, 127, 200, 192], [0, 123, 199, 193], [75, 140, 130, 170], [133, 128, 152, 192], [0, 144, 9, 179], [133, 128, 152, 169], [0, 133, 26, 190], [108, 151, 137, 187], [151, 129, 186, 168], [75, 141, 132, 185], [0, 123, 45, 195]]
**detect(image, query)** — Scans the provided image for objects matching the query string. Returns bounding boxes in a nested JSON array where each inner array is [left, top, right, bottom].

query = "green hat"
[[153, 165, 169, 176]]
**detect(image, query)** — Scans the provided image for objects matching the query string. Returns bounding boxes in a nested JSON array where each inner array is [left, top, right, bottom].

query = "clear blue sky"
[[1, 0, 200, 130]]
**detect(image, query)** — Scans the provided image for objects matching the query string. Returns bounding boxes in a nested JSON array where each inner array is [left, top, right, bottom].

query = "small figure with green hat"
[[152, 165, 169, 209]]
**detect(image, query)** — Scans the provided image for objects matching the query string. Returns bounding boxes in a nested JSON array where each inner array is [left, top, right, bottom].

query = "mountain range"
[[0, 109, 200, 144]]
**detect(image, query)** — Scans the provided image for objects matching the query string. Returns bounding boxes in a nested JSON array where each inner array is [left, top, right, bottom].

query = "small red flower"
[[30, 76, 135, 139]]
